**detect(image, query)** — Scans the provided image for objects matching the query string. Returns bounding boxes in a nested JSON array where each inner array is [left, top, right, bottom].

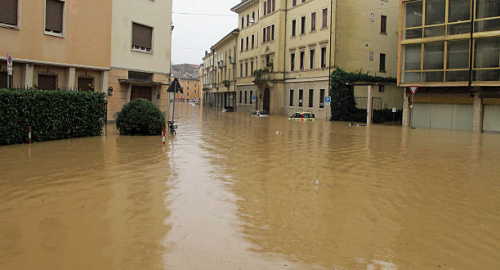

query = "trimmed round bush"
[[116, 99, 165, 136]]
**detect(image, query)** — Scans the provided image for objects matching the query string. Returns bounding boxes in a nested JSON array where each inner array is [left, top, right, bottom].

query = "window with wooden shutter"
[[132, 23, 153, 52], [45, 0, 64, 34], [381, 15, 387, 34], [311, 12, 316, 31], [380, 53, 386, 72], [322, 8, 328, 28], [0, 0, 18, 26]]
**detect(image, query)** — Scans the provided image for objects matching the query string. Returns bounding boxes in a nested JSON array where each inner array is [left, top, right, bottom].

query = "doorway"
[[131, 86, 152, 101], [263, 88, 270, 113]]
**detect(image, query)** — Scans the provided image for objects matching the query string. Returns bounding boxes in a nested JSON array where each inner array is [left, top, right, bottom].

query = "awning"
[[118, 79, 169, 86]]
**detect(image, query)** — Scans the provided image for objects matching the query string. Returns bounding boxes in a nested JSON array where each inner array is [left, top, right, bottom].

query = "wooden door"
[[38, 75, 57, 90], [131, 86, 152, 101]]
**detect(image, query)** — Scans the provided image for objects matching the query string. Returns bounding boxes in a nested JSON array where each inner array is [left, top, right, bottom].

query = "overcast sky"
[[171, 0, 238, 65]]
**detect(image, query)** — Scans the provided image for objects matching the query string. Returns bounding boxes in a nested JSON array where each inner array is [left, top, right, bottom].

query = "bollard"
[[162, 126, 166, 145], [28, 125, 32, 144]]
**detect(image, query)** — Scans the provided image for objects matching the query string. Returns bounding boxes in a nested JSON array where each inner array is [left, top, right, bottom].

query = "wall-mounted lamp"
[[107, 86, 113, 96]]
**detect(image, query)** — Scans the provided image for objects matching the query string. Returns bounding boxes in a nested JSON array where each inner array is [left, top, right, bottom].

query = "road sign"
[[7, 54, 13, 76], [252, 95, 256, 100], [324, 96, 331, 103], [409, 86, 418, 95]]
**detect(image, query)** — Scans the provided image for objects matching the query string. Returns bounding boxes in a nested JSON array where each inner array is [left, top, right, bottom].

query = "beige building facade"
[[0, 0, 112, 92], [107, 0, 172, 121], [228, 0, 401, 119], [398, 0, 500, 133]]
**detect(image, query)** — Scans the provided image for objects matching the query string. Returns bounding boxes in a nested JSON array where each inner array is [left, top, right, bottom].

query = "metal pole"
[[7, 74, 10, 89], [172, 83, 176, 122], [410, 94, 414, 129]]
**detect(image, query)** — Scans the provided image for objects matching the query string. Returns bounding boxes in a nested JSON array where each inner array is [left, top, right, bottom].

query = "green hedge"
[[0, 89, 107, 145], [116, 99, 165, 136]]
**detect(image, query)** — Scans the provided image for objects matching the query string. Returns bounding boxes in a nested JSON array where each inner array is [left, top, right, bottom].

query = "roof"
[[231, 0, 259, 13], [211, 29, 240, 50]]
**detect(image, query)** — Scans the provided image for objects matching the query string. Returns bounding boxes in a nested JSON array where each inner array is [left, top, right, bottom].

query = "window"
[[246, 37, 249, 50], [38, 74, 57, 90], [242, 17, 244, 29], [251, 61, 254, 75], [292, 20, 297, 36], [250, 91, 253, 104], [299, 90, 303, 107], [311, 13, 316, 31], [252, 12, 255, 22], [129, 71, 152, 81], [308, 89, 314, 108], [381, 15, 387, 34], [247, 14, 250, 27], [300, 51, 305, 70], [271, 25, 275, 40], [263, 27, 267, 42], [379, 85, 385, 93], [289, 90, 294, 106], [264, 1, 267, 15], [322, 8, 328, 28], [239, 91, 242, 103], [252, 35, 255, 48], [268, 0, 272, 14], [321, 47, 327, 68], [293, 0, 297, 7], [291, 53, 295, 71], [474, 37, 500, 81], [245, 91, 248, 104], [476, 0, 500, 32], [379, 53, 386, 72], [319, 89, 325, 108], [0, 0, 18, 27], [132, 23, 153, 52], [240, 63, 243, 77], [78, 77, 94, 91], [310, 49, 315, 69], [45, 0, 64, 34], [301, 16, 306, 34]]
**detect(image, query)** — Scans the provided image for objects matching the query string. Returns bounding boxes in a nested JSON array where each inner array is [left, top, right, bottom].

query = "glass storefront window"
[[404, 44, 422, 71], [424, 42, 444, 70], [476, 0, 500, 19], [447, 40, 470, 69], [405, 1, 423, 28], [449, 0, 471, 23], [425, 0, 446, 25], [474, 37, 500, 69]]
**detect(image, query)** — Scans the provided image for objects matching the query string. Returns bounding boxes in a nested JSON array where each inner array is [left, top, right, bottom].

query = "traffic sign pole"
[[7, 54, 13, 89], [408, 86, 418, 129]]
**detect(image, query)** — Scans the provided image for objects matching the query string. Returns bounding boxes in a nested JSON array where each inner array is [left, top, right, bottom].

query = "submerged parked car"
[[222, 106, 234, 112], [249, 110, 270, 117], [289, 112, 315, 122]]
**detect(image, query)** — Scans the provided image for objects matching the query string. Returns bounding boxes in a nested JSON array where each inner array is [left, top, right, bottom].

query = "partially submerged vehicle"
[[249, 110, 269, 117], [289, 112, 315, 122]]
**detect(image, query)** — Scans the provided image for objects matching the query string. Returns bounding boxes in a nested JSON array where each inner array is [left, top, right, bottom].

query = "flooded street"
[[1, 104, 500, 270]]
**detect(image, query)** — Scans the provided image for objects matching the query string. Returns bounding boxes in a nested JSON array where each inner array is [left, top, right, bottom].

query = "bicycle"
[[167, 121, 177, 135]]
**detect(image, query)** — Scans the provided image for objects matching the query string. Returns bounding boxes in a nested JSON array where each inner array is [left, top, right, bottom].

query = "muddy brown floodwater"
[[1, 104, 500, 270]]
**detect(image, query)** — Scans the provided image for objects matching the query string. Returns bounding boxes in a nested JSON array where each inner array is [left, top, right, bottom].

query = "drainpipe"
[[234, 32, 238, 111], [283, 0, 288, 82], [327, 0, 335, 120]]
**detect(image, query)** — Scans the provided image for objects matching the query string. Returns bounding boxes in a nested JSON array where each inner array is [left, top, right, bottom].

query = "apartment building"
[[229, 0, 401, 118], [172, 75, 201, 103], [0, 0, 172, 121], [0, 0, 112, 92], [399, 0, 500, 133], [202, 51, 215, 104], [209, 29, 239, 109], [107, 0, 172, 120]]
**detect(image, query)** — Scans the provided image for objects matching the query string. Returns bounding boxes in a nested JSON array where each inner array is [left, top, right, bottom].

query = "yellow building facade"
[[229, 0, 401, 119], [206, 29, 240, 109], [398, 0, 500, 133]]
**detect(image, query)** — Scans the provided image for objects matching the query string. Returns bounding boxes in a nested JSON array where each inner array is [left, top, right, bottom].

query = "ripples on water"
[[0, 104, 499, 270]]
